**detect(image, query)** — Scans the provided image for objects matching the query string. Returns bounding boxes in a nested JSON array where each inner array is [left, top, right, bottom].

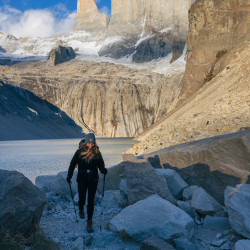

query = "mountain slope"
[[129, 45, 250, 154], [0, 81, 83, 140]]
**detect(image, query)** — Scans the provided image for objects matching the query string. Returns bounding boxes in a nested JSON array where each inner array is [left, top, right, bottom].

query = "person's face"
[[87, 142, 94, 149]]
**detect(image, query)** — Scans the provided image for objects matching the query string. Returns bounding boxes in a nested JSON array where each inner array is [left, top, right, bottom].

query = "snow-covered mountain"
[[0, 0, 192, 69]]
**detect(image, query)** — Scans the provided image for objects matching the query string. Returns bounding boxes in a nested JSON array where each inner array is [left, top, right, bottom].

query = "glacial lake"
[[0, 138, 136, 183]]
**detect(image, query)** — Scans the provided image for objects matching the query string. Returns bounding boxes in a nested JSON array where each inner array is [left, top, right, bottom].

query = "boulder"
[[141, 235, 176, 250], [174, 237, 196, 250], [102, 190, 128, 209], [48, 45, 76, 66], [73, 237, 84, 250], [177, 201, 196, 219], [35, 171, 77, 196], [225, 184, 250, 239], [119, 178, 128, 197], [97, 162, 125, 194], [191, 187, 223, 215], [0, 169, 47, 234], [144, 130, 250, 204], [234, 240, 250, 250], [109, 194, 194, 242], [182, 185, 199, 201], [155, 169, 188, 200], [202, 216, 230, 231], [125, 161, 176, 205], [98, 161, 176, 205]]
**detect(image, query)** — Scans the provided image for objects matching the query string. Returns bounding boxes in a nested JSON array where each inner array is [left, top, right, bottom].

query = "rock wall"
[[74, 0, 109, 32], [180, 0, 250, 99], [0, 60, 183, 137], [99, 0, 191, 62]]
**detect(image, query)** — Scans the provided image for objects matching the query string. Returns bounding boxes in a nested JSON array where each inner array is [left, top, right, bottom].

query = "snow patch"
[[102, 36, 123, 47]]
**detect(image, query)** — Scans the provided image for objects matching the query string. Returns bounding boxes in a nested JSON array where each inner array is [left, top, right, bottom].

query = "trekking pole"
[[68, 181, 78, 223], [100, 174, 106, 231]]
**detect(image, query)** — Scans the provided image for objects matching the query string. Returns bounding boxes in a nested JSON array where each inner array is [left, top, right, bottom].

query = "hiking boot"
[[87, 220, 94, 233], [79, 209, 85, 219]]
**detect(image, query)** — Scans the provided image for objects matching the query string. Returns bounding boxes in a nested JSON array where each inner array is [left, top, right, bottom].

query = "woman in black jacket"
[[66, 133, 107, 233]]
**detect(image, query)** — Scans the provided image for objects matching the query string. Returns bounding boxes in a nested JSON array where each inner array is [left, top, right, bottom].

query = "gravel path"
[[40, 193, 140, 249]]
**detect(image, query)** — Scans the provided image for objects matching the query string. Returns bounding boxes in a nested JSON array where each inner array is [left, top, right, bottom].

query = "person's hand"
[[103, 168, 107, 175], [66, 176, 71, 184]]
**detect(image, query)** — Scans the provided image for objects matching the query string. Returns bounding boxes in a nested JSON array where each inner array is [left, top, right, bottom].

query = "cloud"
[[0, 5, 76, 38], [99, 6, 110, 16]]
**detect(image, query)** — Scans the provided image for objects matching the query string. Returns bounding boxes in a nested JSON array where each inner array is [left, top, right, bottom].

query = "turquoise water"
[[0, 138, 135, 182]]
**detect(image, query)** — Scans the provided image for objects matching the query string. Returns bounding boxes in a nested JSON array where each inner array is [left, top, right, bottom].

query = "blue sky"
[[0, 0, 111, 37], [0, 0, 111, 15]]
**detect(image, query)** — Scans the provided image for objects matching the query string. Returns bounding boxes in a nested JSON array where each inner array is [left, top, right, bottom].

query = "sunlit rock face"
[[99, 0, 192, 62], [74, 0, 109, 32], [180, 0, 250, 100]]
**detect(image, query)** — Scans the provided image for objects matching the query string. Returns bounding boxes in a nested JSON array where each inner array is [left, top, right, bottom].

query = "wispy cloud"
[[99, 6, 110, 16], [0, 5, 76, 38]]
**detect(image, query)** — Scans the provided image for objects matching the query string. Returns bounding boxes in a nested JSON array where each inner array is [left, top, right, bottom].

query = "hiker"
[[66, 133, 107, 233]]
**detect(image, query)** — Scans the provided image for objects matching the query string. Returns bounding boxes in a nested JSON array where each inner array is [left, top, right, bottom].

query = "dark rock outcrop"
[[0, 169, 47, 235], [48, 45, 76, 66], [0, 81, 83, 140]]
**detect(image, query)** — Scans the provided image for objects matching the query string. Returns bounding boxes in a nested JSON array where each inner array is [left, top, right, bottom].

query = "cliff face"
[[0, 60, 183, 137], [109, 0, 190, 37], [180, 0, 250, 99], [129, 45, 250, 155], [99, 0, 192, 62], [74, 0, 109, 32]]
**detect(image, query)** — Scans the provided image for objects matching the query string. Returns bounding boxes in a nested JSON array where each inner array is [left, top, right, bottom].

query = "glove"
[[66, 176, 71, 184], [102, 168, 107, 175]]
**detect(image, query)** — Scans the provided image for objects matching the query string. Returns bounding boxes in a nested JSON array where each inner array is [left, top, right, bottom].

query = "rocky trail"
[[1, 129, 250, 249], [40, 193, 140, 250]]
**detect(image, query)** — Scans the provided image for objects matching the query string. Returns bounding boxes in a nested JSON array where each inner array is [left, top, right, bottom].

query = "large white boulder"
[[35, 171, 77, 196], [191, 187, 223, 215], [155, 169, 188, 199], [109, 194, 194, 242], [225, 184, 250, 239], [0, 169, 47, 234]]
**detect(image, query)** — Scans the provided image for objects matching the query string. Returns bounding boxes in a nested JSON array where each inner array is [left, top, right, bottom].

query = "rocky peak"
[[109, 0, 190, 37], [99, 0, 192, 62], [74, 0, 110, 32]]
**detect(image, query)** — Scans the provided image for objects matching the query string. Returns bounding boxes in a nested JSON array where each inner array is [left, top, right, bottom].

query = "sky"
[[0, 0, 111, 37]]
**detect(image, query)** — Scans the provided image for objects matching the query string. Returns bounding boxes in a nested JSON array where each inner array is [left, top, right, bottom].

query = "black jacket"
[[67, 148, 107, 182]]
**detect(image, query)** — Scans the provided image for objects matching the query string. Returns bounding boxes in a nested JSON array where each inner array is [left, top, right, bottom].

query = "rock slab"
[[35, 171, 78, 196], [191, 187, 223, 215], [156, 168, 188, 199], [234, 240, 250, 250], [0, 169, 47, 234], [225, 184, 250, 239], [125, 161, 176, 205], [109, 194, 194, 242], [48, 45, 76, 65], [141, 235, 176, 250]]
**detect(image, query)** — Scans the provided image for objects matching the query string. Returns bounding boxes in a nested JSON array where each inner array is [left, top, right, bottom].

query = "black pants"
[[78, 179, 98, 220]]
